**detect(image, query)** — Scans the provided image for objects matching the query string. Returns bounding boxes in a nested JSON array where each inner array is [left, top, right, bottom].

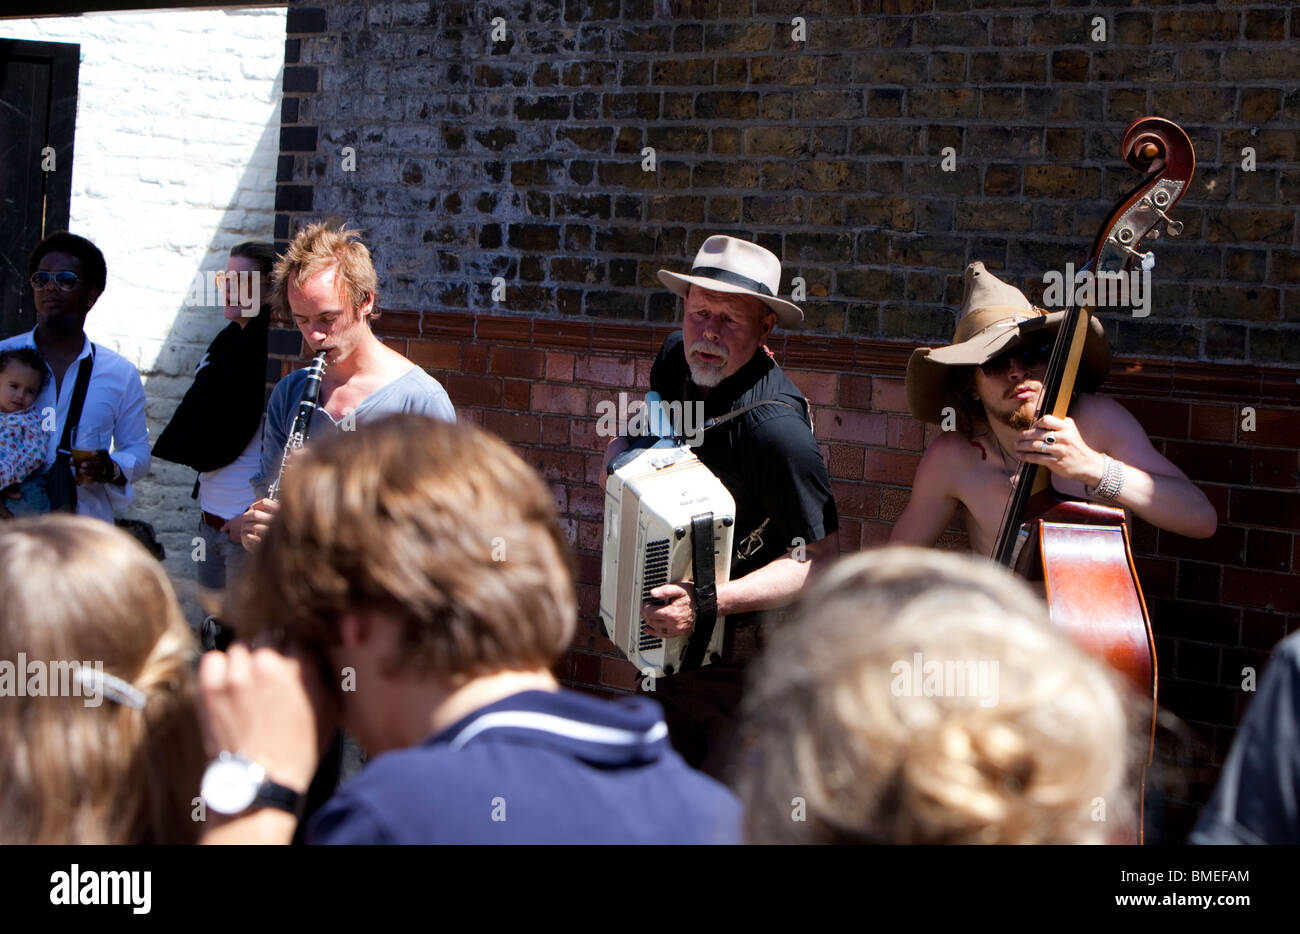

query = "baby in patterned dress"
[[0, 347, 51, 516]]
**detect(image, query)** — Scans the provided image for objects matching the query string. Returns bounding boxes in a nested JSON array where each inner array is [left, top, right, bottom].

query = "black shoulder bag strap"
[[49, 345, 96, 513], [680, 513, 720, 672]]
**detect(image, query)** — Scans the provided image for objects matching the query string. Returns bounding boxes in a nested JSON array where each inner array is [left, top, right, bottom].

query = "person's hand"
[[239, 497, 280, 552], [642, 582, 697, 639], [221, 512, 250, 545], [196, 642, 336, 795], [73, 449, 119, 485], [1015, 415, 1105, 487]]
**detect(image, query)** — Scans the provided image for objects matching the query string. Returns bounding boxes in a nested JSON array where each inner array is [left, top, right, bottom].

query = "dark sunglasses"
[[979, 339, 1054, 377], [30, 271, 81, 292]]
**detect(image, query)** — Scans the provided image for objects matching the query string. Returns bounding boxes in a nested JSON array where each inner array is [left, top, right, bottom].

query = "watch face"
[[201, 756, 261, 815]]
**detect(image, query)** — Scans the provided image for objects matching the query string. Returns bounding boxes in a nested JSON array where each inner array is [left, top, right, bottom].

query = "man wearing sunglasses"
[[891, 262, 1215, 554], [0, 232, 150, 522]]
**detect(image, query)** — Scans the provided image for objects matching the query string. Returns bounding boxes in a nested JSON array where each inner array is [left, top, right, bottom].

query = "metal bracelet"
[[1089, 454, 1125, 502]]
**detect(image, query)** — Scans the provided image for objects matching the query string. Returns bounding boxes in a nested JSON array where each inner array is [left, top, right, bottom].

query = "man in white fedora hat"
[[892, 261, 1216, 554], [611, 234, 839, 780]]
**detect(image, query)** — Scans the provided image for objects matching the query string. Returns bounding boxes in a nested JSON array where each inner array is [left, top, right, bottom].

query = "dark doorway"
[[0, 38, 79, 339]]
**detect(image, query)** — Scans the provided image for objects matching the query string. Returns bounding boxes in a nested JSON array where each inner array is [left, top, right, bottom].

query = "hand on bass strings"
[[1014, 414, 1106, 488]]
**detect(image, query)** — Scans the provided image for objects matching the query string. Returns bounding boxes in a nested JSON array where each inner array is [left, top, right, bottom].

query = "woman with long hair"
[[0, 515, 204, 844]]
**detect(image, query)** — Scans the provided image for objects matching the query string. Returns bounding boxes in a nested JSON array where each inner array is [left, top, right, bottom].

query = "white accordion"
[[600, 438, 736, 679]]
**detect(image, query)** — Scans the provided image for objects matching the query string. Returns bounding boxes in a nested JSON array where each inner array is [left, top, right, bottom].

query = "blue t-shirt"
[[255, 365, 455, 495], [305, 689, 743, 844]]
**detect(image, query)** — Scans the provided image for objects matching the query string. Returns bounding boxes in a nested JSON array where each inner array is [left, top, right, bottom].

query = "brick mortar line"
[[358, 315, 1300, 378]]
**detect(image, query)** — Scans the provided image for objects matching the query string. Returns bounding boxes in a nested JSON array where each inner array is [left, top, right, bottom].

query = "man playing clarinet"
[[238, 223, 455, 553], [226, 223, 455, 834]]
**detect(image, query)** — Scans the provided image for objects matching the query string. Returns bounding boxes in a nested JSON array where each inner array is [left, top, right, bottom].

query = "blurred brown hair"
[[0, 517, 203, 844], [271, 222, 380, 323], [229, 239, 277, 277], [233, 415, 576, 682], [737, 547, 1134, 845]]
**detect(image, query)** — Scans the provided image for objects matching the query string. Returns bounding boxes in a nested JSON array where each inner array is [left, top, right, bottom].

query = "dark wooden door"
[[0, 38, 79, 340]]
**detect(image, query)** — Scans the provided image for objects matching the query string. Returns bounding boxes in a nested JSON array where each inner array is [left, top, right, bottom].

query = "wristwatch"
[[200, 751, 305, 818]]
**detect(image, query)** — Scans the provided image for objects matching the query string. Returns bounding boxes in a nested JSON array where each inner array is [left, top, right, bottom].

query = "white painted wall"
[[1, 8, 286, 622]]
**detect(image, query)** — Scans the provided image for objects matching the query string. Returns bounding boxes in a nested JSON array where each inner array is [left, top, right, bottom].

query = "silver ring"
[[1045, 433, 1057, 445], [1039, 440, 1049, 453]]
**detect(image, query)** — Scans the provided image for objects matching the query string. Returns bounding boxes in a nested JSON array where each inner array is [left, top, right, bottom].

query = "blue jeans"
[[5, 473, 50, 517], [195, 516, 249, 637], [195, 516, 248, 591]]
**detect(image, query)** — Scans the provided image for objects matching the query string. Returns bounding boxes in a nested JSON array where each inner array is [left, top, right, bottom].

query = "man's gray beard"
[[686, 353, 728, 390], [687, 360, 726, 388]]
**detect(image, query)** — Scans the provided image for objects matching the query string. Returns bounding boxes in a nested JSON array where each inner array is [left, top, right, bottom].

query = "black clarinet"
[[268, 350, 328, 502]]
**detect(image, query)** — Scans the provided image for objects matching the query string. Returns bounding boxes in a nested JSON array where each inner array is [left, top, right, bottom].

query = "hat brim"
[[658, 269, 804, 328], [905, 312, 1111, 425]]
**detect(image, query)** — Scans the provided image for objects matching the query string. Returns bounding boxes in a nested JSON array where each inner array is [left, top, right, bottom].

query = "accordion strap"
[[702, 398, 802, 433], [681, 512, 719, 672]]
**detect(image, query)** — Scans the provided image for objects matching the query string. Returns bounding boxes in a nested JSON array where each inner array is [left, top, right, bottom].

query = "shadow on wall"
[[0, 8, 286, 625], [136, 87, 284, 627]]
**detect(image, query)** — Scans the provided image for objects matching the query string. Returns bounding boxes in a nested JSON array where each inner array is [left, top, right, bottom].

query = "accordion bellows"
[[601, 440, 736, 679]]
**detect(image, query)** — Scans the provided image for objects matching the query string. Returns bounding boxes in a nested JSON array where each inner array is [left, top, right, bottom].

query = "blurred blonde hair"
[[738, 547, 1133, 844], [271, 221, 380, 323], [0, 516, 203, 844], [233, 414, 577, 682]]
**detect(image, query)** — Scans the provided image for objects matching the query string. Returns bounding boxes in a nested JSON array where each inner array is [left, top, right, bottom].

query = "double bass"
[[989, 117, 1195, 844]]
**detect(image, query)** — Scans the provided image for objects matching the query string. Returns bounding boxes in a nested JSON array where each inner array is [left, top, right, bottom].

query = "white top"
[[0, 330, 151, 523], [197, 419, 261, 520]]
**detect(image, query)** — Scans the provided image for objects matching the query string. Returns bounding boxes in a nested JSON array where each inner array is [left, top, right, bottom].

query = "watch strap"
[[256, 778, 305, 818]]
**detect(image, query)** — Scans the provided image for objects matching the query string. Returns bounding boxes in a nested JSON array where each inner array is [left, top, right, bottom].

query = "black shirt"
[[650, 331, 838, 589], [1190, 631, 1300, 845]]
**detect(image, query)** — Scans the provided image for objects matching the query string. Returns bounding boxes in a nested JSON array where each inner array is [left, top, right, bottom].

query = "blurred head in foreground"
[[737, 547, 1133, 844], [0, 516, 203, 844], [232, 413, 576, 753]]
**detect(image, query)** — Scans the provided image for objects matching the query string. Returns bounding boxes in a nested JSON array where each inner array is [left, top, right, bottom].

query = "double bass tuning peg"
[[1143, 189, 1184, 237], [1109, 235, 1157, 271], [1110, 225, 1157, 271]]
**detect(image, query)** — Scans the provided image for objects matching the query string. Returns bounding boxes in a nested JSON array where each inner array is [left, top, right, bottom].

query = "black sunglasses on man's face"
[[978, 338, 1054, 378], [30, 271, 82, 292]]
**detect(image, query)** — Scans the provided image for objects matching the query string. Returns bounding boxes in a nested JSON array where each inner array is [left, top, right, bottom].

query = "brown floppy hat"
[[905, 262, 1111, 425]]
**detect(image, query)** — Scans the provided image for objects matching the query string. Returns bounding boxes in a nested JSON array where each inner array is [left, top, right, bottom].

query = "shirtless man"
[[238, 223, 454, 552], [892, 262, 1216, 552]]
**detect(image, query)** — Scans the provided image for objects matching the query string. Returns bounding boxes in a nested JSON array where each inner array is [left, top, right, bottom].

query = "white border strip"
[[449, 710, 669, 752]]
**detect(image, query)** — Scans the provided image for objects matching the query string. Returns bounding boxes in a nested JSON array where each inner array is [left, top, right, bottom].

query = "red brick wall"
[[270, 307, 1298, 837], [300, 312, 1293, 724]]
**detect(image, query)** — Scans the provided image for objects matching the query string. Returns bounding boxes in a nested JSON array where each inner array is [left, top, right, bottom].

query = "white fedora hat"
[[657, 235, 803, 327]]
